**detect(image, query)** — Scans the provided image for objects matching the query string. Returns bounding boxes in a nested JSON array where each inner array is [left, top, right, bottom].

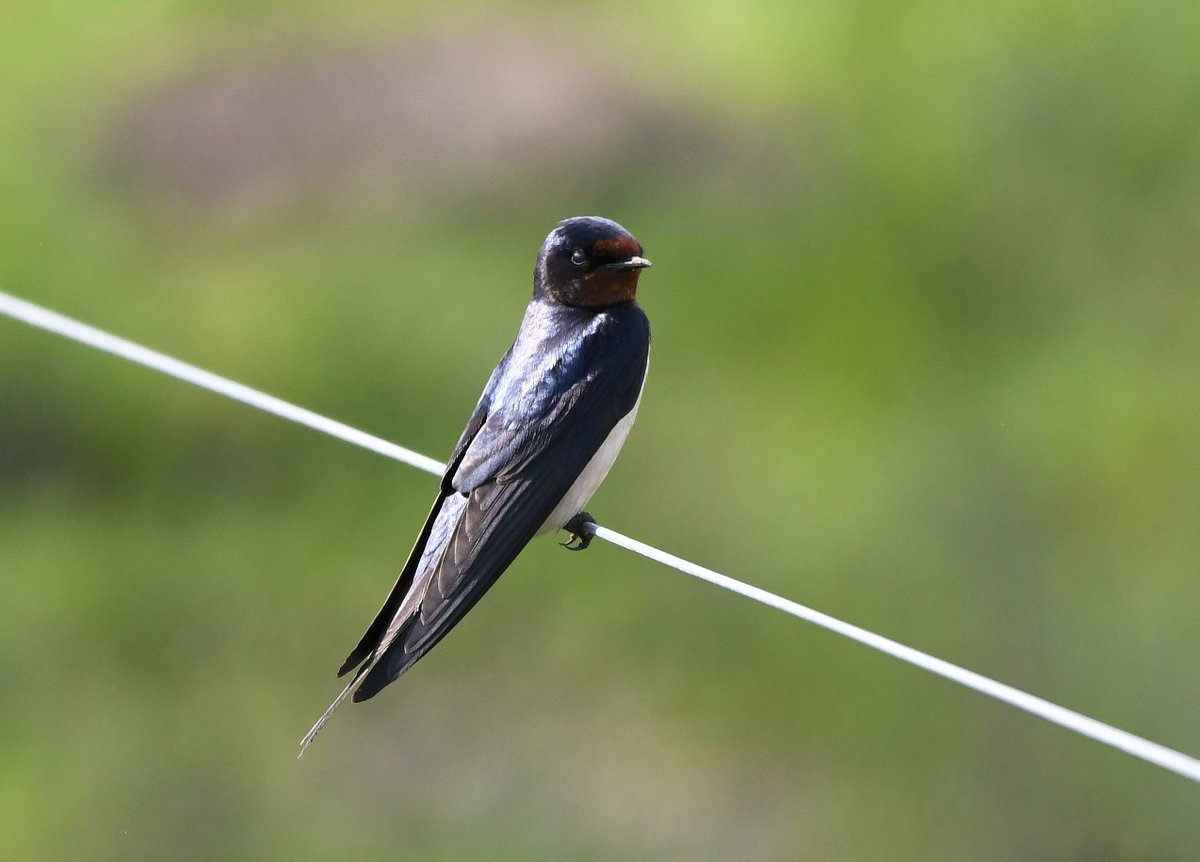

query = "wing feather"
[[318, 302, 649, 718]]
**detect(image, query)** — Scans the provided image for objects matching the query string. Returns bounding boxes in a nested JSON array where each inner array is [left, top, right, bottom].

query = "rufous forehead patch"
[[591, 235, 641, 260]]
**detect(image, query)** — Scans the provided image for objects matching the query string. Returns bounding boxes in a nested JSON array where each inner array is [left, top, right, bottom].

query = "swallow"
[[300, 216, 651, 753]]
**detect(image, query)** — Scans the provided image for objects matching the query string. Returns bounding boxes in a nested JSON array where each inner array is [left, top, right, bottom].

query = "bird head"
[[535, 216, 651, 308]]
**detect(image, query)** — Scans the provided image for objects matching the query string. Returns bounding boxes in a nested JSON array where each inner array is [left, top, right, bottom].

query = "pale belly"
[[538, 389, 643, 535]]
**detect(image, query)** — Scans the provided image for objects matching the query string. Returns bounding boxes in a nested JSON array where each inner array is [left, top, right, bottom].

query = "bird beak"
[[602, 256, 652, 271]]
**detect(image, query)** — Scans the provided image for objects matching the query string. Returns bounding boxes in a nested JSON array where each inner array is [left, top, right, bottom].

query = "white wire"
[[591, 525, 1200, 783], [0, 291, 445, 477], [2, 289, 1198, 784]]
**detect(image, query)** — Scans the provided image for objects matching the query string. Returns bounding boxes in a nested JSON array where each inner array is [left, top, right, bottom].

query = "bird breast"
[[539, 373, 645, 535]]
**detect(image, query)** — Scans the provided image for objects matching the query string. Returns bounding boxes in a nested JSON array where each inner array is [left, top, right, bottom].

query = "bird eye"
[[570, 249, 587, 266]]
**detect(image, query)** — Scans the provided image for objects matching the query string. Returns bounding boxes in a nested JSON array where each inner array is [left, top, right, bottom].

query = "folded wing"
[[323, 304, 650, 723]]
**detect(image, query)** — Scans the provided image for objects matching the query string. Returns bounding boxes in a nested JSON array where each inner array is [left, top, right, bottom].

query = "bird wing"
[[352, 310, 649, 700], [334, 382, 495, 679], [300, 306, 649, 752]]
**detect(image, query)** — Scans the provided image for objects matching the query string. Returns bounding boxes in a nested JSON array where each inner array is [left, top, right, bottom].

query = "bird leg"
[[561, 512, 597, 551]]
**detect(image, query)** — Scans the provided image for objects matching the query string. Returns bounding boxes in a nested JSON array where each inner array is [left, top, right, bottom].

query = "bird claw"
[[561, 512, 596, 551]]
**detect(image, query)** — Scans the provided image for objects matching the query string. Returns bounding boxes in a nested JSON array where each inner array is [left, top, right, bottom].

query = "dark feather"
[[334, 392, 493, 677], [341, 301, 649, 700]]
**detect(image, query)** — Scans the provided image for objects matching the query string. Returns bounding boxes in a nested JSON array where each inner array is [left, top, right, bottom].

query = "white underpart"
[[539, 373, 645, 534]]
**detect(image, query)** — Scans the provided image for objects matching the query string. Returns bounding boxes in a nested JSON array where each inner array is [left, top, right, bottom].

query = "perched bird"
[[300, 216, 652, 753]]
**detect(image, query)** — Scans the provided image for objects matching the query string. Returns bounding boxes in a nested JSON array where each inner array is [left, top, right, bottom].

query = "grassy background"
[[2, 2, 1198, 859]]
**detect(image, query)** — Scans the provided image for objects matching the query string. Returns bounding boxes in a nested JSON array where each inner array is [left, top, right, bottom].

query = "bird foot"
[[561, 512, 597, 551]]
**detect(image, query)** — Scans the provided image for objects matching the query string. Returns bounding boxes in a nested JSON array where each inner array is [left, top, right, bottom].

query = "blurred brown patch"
[[108, 31, 712, 211]]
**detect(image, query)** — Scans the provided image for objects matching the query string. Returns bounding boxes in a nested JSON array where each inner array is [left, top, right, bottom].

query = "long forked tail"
[[298, 589, 426, 756], [299, 494, 477, 755], [299, 673, 360, 757], [300, 521, 448, 755], [299, 643, 392, 756]]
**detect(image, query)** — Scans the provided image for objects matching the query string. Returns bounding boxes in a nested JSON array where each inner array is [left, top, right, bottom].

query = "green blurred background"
[[2, 1, 1198, 859]]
